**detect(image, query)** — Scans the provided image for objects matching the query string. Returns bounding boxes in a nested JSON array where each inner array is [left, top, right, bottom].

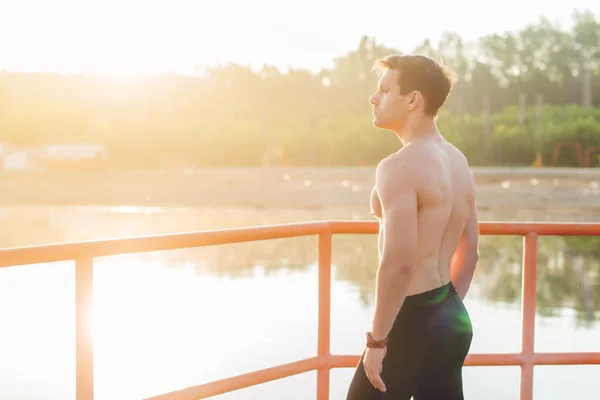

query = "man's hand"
[[363, 346, 387, 392]]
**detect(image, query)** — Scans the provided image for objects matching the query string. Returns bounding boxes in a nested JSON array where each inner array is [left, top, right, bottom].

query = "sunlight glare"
[[92, 255, 310, 398]]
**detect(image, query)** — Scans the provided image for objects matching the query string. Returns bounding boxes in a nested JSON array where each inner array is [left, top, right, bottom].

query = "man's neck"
[[396, 118, 440, 146]]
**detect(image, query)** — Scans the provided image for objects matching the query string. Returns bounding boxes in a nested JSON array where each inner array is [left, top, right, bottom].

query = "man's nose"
[[369, 94, 378, 105]]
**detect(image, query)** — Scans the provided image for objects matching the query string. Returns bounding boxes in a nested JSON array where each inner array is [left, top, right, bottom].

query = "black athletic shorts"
[[346, 281, 473, 400]]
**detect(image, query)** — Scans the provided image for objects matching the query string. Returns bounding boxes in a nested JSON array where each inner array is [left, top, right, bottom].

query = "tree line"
[[0, 10, 599, 167]]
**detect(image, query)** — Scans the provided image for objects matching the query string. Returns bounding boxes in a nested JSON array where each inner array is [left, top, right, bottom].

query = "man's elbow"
[[380, 257, 413, 278], [467, 238, 479, 258], [469, 246, 479, 265]]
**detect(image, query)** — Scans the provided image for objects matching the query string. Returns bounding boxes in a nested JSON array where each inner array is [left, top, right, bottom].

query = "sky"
[[0, 0, 598, 75]]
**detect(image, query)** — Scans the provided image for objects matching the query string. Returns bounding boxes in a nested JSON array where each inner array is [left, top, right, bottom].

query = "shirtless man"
[[346, 55, 480, 400]]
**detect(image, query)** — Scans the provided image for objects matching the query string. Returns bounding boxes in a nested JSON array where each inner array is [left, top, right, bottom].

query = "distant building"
[[0, 143, 108, 171], [43, 144, 108, 170], [2, 151, 39, 171], [0, 143, 44, 171]]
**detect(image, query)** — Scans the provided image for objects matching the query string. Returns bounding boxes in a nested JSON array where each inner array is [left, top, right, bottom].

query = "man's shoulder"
[[376, 141, 473, 191], [377, 145, 427, 174], [375, 147, 424, 188]]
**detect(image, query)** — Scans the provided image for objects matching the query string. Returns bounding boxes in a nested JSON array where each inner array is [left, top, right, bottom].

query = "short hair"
[[374, 54, 456, 116]]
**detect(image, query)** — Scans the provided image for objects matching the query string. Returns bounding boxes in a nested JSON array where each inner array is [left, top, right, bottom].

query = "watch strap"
[[366, 332, 388, 348]]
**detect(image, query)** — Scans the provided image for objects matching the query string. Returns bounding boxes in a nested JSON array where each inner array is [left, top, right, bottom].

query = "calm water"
[[1, 205, 600, 399]]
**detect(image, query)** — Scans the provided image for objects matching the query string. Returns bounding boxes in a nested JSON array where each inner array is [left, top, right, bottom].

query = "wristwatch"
[[366, 332, 388, 348]]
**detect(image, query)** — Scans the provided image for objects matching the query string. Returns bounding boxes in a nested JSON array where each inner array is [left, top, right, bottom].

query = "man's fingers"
[[364, 365, 386, 392], [364, 366, 375, 387], [373, 373, 386, 392], [364, 365, 376, 388]]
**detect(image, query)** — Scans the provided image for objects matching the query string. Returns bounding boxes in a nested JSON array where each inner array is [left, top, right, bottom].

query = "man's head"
[[369, 54, 455, 132]]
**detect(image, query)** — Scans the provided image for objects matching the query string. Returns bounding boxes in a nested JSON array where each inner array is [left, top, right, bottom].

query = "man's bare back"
[[369, 135, 477, 296]]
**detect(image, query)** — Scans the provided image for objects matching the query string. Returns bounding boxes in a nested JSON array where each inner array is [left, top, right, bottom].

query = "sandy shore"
[[0, 167, 599, 221]]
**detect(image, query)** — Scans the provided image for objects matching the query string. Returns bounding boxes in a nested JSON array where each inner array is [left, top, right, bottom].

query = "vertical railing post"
[[76, 256, 94, 400], [520, 233, 538, 400], [317, 231, 332, 400]]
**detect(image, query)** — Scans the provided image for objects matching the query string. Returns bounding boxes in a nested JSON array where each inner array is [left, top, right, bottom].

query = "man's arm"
[[451, 202, 479, 300], [370, 155, 418, 341]]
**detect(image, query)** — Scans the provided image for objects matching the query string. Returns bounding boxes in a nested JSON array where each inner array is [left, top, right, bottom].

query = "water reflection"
[[1, 206, 600, 324], [472, 235, 600, 325]]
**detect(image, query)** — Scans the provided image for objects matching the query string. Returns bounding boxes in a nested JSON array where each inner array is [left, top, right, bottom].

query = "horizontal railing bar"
[[138, 352, 600, 399], [3, 221, 600, 268], [327, 221, 600, 236], [479, 222, 600, 236], [144, 356, 326, 400], [533, 352, 600, 365], [329, 352, 600, 369], [327, 221, 378, 234], [0, 221, 331, 268]]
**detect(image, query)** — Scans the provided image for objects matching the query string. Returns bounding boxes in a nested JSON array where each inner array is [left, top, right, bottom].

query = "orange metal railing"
[[2, 221, 600, 400]]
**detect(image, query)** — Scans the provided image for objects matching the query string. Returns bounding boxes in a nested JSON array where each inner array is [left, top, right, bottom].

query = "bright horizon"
[[0, 0, 599, 76]]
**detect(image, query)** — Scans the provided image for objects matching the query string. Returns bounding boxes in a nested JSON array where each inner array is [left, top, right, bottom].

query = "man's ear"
[[407, 91, 422, 111]]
